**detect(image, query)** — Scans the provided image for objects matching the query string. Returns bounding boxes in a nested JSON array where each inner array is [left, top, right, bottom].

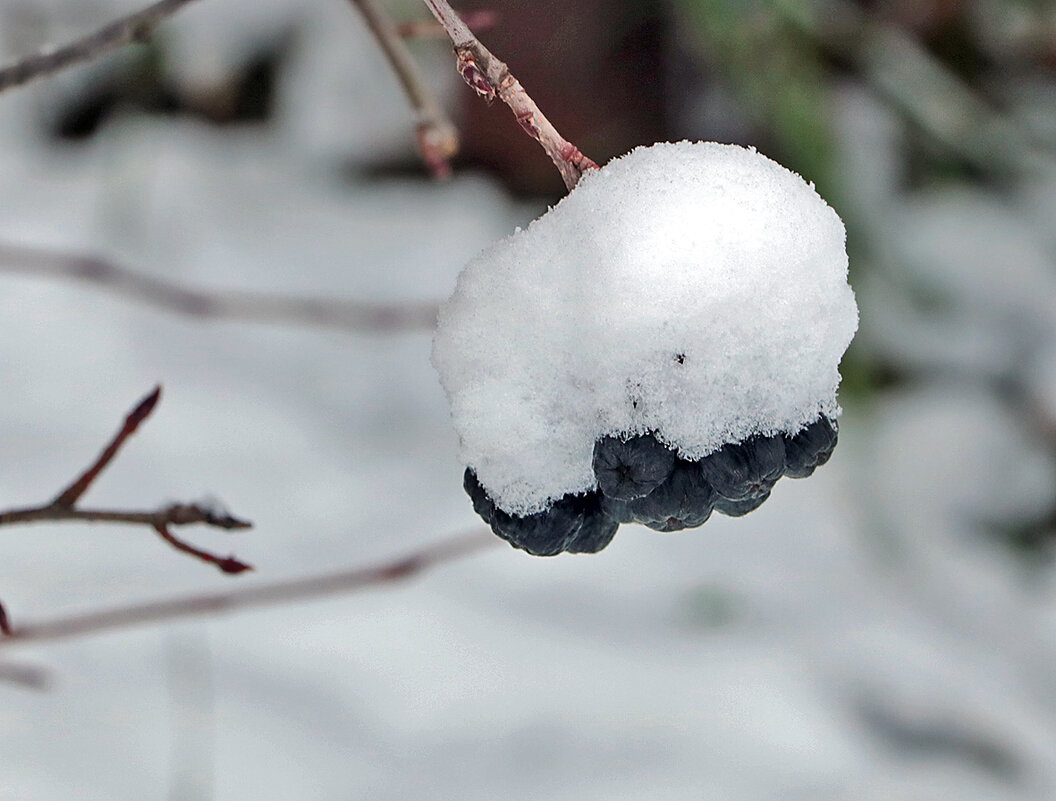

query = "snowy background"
[[2, 0, 1056, 799]]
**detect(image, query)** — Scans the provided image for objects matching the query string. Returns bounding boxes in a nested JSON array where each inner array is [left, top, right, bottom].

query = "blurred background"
[[2, 0, 1056, 798]]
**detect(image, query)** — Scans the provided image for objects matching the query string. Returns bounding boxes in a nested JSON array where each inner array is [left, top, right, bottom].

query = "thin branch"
[[0, 0, 203, 94], [0, 386, 253, 592], [0, 530, 496, 647], [54, 386, 161, 508], [396, 10, 498, 39], [0, 242, 438, 333], [421, 0, 598, 191], [154, 524, 252, 575], [347, 0, 459, 178], [0, 502, 249, 531]]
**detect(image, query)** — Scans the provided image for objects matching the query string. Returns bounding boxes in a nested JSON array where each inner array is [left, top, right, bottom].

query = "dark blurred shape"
[[859, 0, 993, 81], [50, 33, 293, 141], [987, 376, 1056, 564], [993, 511, 1056, 565], [856, 695, 1024, 782]]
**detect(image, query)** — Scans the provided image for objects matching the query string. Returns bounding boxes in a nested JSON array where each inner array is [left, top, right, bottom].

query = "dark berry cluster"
[[465, 416, 838, 556]]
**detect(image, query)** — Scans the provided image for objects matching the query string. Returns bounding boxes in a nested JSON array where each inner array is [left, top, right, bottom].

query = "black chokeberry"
[[464, 469, 620, 556], [603, 458, 716, 532], [699, 434, 786, 501], [783, 416, 838, 478], [592, 433, 676, 501]]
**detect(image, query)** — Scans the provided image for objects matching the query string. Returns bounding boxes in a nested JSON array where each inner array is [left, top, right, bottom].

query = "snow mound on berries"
[[432, 141, 858, 515]]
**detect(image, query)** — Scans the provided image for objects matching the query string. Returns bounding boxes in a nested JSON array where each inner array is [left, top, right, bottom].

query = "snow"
[[1, 5, 1056, 801], [433, 142, 859, 515]]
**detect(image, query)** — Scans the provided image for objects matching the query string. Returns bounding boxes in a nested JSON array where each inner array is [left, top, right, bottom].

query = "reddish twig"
[[0, 502, 251, 531], [396, 10, 498, 39], [54, 386, 161, 508], [0, 242, 438, 333], [0, 0, 204, 94], [153, 523, 252, 575], [420, 0, 597, 191], [0, 530, 496, 647], [347, 0, 459, 178], [0, 387, 253, 634]]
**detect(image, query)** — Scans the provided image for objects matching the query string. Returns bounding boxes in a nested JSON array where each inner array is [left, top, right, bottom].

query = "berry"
[[699, 434, 786, 501], [566, 506, 620, 553], [463, 468, 496, 524], [714, 492, 771, 517], [783, 416, 838, 478], [464, 415, 840, 554], [592, 433, 677, 501], [603, 459, 716, 532], [464, 469, 620, 556], [490, 502, 582, 556]]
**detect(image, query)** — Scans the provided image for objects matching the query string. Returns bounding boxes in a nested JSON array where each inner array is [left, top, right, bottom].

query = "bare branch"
[[0, 502, 250, 531], [0, 242, 438, 333], [0, 0, 204, 94], [154, 523, 252, 575], [0, 530, 496, 647], [421, 0, 597, 191], [0, 387, 253, 605], [396, 10, 498, 39], [347, 0, 459, 178], [54, 386, 161, 508]]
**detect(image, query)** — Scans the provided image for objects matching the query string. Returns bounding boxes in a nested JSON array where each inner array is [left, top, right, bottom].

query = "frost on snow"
[[433, 141, 858, 529]]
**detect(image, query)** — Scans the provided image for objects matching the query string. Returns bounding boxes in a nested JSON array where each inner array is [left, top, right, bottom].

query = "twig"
[[0, 242, 438, 333], [54, 386, 161, 508], [0, 502, 250, 531], [153, 523, 252, 575], [420, 0, 598, 191], [0, 530, 496, 647], [396, 10, 498, 39], [347, 0, 459, 178], [0, 0, 204, 94], [0, 386, 253, 590]]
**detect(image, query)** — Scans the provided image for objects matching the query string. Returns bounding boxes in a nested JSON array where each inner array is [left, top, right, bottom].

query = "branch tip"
[[217, 557, 254, 575], [2, 390, 252, 576], [53, 385, 163, 508], [347, 0, 460, 177], [153, 524, 255, 575], [127, 385, 162, 430], [415, 121, 459, 179]]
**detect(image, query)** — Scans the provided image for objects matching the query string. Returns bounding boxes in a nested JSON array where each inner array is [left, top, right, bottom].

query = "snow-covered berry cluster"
[[433, 141, 858, 555], [465, 416, 837, 555]]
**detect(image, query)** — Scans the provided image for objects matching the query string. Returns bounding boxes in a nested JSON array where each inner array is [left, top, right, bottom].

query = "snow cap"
[[433, 142, 859, 515]]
